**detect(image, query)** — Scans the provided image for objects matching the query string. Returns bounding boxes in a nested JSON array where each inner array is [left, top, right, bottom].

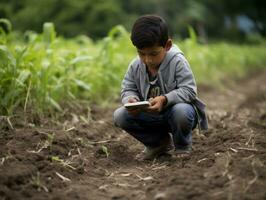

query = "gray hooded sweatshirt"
[[121, 45, 208, 130]]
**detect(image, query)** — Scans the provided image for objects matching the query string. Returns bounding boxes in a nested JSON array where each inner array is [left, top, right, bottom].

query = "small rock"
[[154, 192, 167, 200]]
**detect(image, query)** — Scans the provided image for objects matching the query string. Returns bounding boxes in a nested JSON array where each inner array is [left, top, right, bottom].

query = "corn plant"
[[0, 20, 265, 117]]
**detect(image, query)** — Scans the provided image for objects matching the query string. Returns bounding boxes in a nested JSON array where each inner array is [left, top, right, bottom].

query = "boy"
[[113, 15, 208, 160]]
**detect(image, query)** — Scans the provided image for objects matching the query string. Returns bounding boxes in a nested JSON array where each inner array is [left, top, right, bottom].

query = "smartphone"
[[124, 101, 151, 109]]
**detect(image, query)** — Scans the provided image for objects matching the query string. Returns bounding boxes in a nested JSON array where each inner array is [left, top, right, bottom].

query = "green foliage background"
[[0, 22, 265, 116], [1, 0, 266, 40]]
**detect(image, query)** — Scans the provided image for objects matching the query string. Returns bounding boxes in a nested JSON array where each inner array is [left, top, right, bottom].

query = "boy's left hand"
[[146, 96, 167, 113]]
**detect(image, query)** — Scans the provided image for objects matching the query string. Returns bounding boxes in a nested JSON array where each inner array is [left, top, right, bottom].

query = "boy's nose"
[[144, 56, 152, 64]]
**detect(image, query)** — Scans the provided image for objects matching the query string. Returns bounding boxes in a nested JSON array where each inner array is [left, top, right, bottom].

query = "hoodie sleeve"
[[121, 63, 140, 104], [164, 54, 197, 107]]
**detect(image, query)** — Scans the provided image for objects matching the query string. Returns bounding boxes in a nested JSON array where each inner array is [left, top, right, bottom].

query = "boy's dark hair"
[[130, 15, 169, 49]]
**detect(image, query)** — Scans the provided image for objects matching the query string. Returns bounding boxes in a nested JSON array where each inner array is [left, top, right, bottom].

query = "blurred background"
[[0, 0, 266, 116], [1, 0, 265, 42]]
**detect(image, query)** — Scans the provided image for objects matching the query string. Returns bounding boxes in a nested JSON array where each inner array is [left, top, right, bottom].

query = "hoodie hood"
[[159, 44, 183, 71]]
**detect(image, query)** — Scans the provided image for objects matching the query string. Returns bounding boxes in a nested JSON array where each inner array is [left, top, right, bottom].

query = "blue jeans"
[[113, 103, 197, 149]]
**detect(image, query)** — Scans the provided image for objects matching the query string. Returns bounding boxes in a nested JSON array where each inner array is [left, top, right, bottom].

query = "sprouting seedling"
[[45, 132, 55, 152], [101, 145, 109, 158], [30, 172, 48, 192], [47, 133, 54, 145], [51, 156, 76, 170]]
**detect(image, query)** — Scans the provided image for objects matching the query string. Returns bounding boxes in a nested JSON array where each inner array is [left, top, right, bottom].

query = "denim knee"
[[168, 103, 196, 131], [113, 106, 128, 128]]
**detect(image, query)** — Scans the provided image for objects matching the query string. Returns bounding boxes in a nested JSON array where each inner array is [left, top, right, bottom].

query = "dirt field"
[[0, 71, 266, 200]]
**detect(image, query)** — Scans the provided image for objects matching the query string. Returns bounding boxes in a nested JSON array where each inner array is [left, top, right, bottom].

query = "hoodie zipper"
[[144, 73, 150, 100], [158, 71, 166, 95]]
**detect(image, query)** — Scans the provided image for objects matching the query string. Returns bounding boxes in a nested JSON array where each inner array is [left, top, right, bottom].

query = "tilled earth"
[[0, 71, 266, 200]]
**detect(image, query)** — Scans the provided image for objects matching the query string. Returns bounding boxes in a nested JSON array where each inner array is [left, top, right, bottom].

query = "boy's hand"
[[126, 98, 141, 116], [146, 96, 167, 113]]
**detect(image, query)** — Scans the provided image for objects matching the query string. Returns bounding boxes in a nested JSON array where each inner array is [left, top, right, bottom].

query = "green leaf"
[[74, 79, 91, 91], [101, 145, 109, 158], [46, 96, 62, 111], [70, 56, 92, 65], [51, 156, 60, 162], [0, 18, 12, 34], [188, 25, 197, 44], [0, 45, 16, 67], [43, 22, 56, 43], [17, 70, 31, 85]]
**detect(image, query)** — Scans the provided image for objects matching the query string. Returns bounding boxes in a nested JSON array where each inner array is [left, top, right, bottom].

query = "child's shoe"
[[174, 145, 192, 158], [175, 145, 192, 153], [136, 136, 173, 160]]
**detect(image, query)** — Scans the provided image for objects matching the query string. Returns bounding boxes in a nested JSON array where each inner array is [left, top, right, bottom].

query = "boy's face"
[[137, 39, 172, 69]]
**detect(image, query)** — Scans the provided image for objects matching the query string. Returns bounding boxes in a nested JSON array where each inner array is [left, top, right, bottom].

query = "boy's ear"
[[165, 39, 172, 51]]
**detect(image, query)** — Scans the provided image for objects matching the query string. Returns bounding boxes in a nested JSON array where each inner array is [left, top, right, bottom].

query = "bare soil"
[[0, 71, 266, 200]]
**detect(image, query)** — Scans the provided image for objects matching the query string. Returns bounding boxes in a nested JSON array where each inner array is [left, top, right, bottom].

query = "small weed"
[[30, 172, 48, 192], [51, 156, 76, 170], [101, 145, 110, 158]]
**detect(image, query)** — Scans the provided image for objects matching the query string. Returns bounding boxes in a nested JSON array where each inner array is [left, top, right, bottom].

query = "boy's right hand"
[[126, 98, 141, 116]]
